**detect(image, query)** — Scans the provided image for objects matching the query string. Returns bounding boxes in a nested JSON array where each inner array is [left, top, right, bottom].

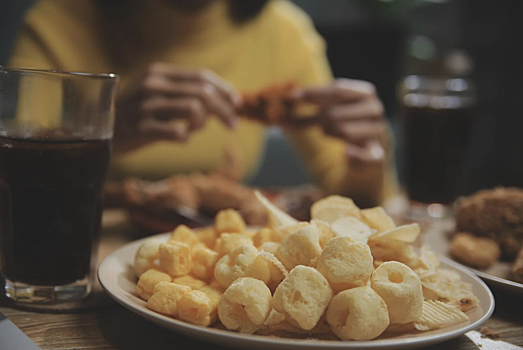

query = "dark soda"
[[399, 105, 474, 204], [0, 135, 111, 286]]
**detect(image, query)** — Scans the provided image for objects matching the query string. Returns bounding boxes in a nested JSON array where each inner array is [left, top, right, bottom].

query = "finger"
[[346, 140, 385, 166], [143, 79, 237, 128], [142, 96, 207, 131], [139, 118, 189, 143], [325, 98, 384, 122], [324, 120, 385, 146], [147, 63, 241, 106], [295, 78, 376, 105]]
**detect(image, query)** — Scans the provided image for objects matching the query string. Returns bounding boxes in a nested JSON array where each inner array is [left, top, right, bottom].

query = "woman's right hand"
[[113, 62, 240, 154]]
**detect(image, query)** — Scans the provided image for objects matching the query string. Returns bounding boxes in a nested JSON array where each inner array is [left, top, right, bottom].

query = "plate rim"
[[98, 232, 495, 350]]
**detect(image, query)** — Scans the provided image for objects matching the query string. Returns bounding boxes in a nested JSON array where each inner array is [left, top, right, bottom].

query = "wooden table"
[[1, 209, 523, 350]]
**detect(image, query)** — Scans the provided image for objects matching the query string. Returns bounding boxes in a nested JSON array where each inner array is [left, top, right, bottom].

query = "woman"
[[7, 0, 399, 207]]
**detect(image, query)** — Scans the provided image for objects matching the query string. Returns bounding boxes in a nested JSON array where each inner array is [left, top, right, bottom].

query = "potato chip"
[[262, 309, 286, 327], [258, 241, 280, 255], [370, 223, 420, 243], [413, 300, 468, 331], [310, 195, 361, 223], [310, 219, 335, 248], [259, 251, 288, 292], [360, 206, 396, 233], [330, 217, 375, 243], [420, 268, 475, 306], [254, 190, 298, 230], [369, 239, 417, 266]]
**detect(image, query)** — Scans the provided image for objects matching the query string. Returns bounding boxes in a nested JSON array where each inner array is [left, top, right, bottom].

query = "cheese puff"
[[275, 225, 323, 270], [215, 209, 246, 235], [195, 226, 218, 249], [214, 233, 254, 258], [218, 277, 272, 334], [208, 278, 227, 293], [159, 241, 192, 277], [371, 261, 423, 324], [134, 239, 162, 278], [172, 275, 207, 290], [272, 265, 333, 331], [168, 224, 201, 248], [146, 281, 191, 317], [317, 236, 374, 293], [136, 269, 172, 301], [214, 245, 270, 288], [326, 287, 389, 340], [191, 246, 219, 280], [178, 288, 220, 327], [252, 227, 281, 247]]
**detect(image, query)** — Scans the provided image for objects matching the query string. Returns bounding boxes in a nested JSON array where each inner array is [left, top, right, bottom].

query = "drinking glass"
[[0, 67, 119, 304], [397, 75, 476, 224]]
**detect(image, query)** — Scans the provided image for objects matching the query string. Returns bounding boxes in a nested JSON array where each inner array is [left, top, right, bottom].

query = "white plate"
[[424, 226, 523, 295], [98, 232, 495, 350]]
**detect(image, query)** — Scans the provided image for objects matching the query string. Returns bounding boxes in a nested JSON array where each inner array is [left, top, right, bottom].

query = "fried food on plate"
[[455, 187, 523, 259], [449, 232, 501, 269]]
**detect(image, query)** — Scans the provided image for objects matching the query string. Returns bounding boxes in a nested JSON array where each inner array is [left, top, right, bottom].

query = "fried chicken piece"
[[455, 187, 523, 259], [123, 176, 200, 212], [238, 82, 297, 125], [512, 246, 523, 283], [449, 232, 501, 269], [188, 172, 267, 226]]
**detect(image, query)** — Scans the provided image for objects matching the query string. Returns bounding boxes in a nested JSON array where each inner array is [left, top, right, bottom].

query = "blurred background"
[[2, 0, 523, 196]]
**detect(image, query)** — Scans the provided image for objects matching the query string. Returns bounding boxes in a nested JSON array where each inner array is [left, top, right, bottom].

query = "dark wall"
[[456, 0, 523, 194], [0, 0, 35, 64]]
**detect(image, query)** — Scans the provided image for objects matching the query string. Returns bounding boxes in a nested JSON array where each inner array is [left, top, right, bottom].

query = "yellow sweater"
[[8, 0, 399, 206]]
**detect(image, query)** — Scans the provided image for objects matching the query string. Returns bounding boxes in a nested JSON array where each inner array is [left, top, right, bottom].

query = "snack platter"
[[98, 193, 494, 349]]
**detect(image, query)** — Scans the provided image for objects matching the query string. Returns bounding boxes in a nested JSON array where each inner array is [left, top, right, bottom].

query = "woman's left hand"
[[293, 78, 387, 168]]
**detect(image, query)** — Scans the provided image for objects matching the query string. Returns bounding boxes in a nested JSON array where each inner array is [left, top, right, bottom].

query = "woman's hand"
[[113, 63, 240, 154], [294, 78, 387, 168]]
